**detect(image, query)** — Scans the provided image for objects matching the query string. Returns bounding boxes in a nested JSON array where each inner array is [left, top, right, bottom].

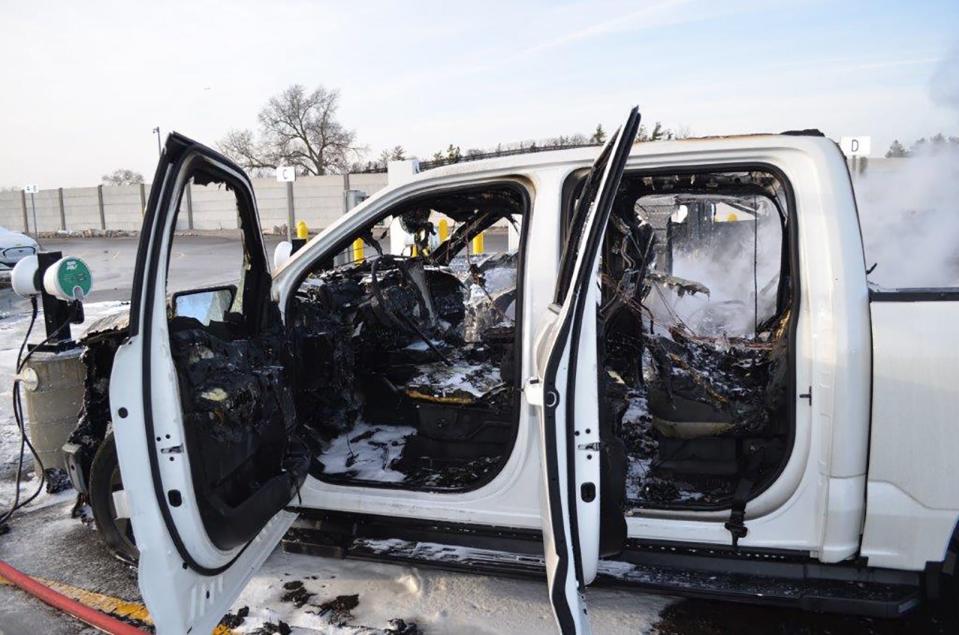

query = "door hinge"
[[799, 386, 812, 405]]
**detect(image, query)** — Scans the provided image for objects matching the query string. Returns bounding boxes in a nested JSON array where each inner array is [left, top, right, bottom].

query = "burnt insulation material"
[[66, 311, 129, 486], [169, 319, 302, 508], [288, 281, 364, 452], [292, 255, 519, 490], [617, 322, 789, 508], [645, 326, 787, 434]]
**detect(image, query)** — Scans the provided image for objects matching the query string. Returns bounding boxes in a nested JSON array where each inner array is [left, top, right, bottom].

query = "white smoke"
[[642, 196, 784, 339], [853, 45, 959, 289], [854, 146, 959, 289]]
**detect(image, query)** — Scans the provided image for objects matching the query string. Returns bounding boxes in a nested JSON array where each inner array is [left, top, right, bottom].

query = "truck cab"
[[96, 110, 959, 634]]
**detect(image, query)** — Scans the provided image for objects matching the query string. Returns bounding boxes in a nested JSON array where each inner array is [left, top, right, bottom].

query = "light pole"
[[153, 126, 161, 156]]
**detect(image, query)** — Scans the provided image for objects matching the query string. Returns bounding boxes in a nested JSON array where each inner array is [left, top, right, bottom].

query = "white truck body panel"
[[862, 299, 959, 569]]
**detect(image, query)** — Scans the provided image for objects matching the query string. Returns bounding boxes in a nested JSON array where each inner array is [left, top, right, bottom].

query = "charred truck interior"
[[157, 181, 527, 502], [592, 167, 796, 519], [286, 184, 526, 490]]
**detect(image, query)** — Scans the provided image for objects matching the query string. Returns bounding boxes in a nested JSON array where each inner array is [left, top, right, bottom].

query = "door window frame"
[[282, 179, 535, 494], [559, 161, 803, 512]]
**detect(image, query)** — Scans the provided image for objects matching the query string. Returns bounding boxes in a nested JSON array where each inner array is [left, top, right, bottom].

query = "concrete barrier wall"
[[293, 175, 347, 229], [102, 185, 146, 231], [64, 187, 104, 231], [189, 182, 239, 230], [30, 189, 62, 233], [2, 171, 390, 235], [253, 180, 290, 231], [0, 191, 25, 231], [349, 173, 389, 197]]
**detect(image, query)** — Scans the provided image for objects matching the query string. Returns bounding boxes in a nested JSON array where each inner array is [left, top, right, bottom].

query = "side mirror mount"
[[172, 285, 236, 326]]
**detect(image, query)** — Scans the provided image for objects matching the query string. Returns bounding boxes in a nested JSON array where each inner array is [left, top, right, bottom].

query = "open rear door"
[[532, 107, 640, 634], [110, 133, 308, 634]]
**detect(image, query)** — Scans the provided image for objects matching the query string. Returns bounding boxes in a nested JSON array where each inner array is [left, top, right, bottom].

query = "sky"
[[1, 0, 957, 187]]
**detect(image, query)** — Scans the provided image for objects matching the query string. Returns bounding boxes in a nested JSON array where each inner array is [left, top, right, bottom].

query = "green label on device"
[[57, 257, 92, 299]]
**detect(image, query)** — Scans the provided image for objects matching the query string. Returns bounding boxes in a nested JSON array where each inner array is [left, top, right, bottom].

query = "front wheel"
[[88, 432, 139, 564]]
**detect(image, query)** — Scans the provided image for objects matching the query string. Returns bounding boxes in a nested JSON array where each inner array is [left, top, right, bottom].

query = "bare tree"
[[220, 84, 363, 176], [102, 169, 144, 186]]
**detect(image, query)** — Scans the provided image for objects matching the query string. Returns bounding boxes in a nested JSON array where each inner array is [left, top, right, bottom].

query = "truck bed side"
[[861, 289, 959, 569]]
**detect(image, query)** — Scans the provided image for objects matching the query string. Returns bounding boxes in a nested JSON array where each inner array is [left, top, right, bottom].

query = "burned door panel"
[[168, 316, 308, 550]]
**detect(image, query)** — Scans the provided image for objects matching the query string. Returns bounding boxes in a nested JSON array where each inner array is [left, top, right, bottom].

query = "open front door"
[[110, 133, 308, 634], [532, 108, 640, 634]]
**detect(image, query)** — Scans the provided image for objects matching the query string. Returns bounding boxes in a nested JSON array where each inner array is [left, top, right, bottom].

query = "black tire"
[[88, 432, 139, 564]]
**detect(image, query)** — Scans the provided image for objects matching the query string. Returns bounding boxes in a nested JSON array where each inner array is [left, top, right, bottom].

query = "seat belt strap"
[[724, 448, 764, 549], [724, 475, 754, 549]]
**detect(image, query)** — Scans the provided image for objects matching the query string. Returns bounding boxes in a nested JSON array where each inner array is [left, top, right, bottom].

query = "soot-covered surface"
[[294, 253, 518, 491], [318, 417, 504, 490], [603, 170, 794, 510]]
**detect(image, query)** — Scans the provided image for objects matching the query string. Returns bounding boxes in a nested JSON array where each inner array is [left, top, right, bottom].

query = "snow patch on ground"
[[230, 548, 673, 634]]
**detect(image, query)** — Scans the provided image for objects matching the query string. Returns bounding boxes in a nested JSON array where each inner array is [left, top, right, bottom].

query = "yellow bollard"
[[295, 220, 309, 239], [471, 231, 484, 254], [438, 218, 450, 242], [352, 238, 364, 262]]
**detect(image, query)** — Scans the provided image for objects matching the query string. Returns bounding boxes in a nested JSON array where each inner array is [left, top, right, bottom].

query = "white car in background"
[[0, 226, 38, 269]]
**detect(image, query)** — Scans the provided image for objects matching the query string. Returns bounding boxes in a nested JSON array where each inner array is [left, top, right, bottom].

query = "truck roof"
[[413, 131, 836, 181]]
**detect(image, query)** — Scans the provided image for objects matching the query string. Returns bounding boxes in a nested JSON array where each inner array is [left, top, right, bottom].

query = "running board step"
[[283, 528, 921, 619]]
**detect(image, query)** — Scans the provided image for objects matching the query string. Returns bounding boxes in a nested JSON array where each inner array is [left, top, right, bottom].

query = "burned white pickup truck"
[[63, 108, 959, 634]]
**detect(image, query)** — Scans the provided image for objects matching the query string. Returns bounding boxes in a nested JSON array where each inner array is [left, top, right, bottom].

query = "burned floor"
[[288, 247, 521, 492]]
